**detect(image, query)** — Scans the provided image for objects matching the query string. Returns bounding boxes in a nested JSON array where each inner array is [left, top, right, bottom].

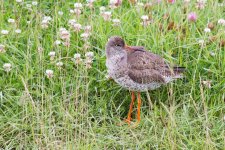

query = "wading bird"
[[106, 36, 185, 126]]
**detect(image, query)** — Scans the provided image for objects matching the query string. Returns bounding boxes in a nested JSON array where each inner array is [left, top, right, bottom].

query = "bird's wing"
[[127, 46, 172, 84]]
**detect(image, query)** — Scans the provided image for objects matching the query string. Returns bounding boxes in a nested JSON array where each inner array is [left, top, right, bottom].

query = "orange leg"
[[136, 92, 141, 123], [131, 92, 141, 128], [125, 91, 135, 124]]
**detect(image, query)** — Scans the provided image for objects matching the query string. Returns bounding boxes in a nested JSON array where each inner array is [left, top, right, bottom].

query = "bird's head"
[[106, 36, 131, 58]]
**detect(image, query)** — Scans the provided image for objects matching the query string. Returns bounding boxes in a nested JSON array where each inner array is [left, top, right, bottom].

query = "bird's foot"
[[117, 119, 140, 128], [117, 118, 132, 126], [124, 118, 131, 125], [131, 121, 140, 128]]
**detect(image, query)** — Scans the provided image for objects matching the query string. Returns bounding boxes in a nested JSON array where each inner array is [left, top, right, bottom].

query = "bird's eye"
[[115, 44, 121, 47]]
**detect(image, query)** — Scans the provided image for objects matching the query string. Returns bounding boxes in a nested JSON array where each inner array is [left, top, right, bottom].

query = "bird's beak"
[[124, 45, 133, 51]]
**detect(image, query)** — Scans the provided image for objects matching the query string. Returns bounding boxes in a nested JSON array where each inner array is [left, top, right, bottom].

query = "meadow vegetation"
[[0, 0, 225, 149]]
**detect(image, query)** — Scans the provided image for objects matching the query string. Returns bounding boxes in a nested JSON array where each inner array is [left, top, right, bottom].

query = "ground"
[[0, 0, 225, 149]]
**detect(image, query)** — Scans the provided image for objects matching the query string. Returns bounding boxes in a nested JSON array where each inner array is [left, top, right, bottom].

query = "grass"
[[0, 0, 225, 149]]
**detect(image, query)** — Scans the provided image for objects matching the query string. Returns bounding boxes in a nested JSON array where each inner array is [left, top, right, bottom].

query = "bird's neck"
[[109, 53, 127, 65], [106, 54, 128, 79], [106, 53, 127, 76]]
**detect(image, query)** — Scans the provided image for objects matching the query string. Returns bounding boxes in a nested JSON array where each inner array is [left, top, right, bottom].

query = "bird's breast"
[[106, 55, 128, 79]]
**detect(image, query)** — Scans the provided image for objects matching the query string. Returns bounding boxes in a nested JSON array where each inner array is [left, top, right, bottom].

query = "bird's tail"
[[163, 66, 186, 83], [173, 67, 186, 74], [172, 67, 186, 79]]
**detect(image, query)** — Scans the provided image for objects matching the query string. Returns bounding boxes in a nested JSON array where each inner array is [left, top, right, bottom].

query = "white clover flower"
[[86, 0, 95, 8], [83, 43, 91, 50], [83, 25, 92, 33], [8, 18, 15, 24], [85, 52, 94, 68], [210, 51, 215, 57], [218, 19, 225, 26], [59, 27, 67, 32], [73, 23, 82, 32], [80, 33, 90, 38], [59, 28, 70, 46], [74, 53, 81, 59], [26, 4, 32, 8], [0, 44, 6, 53], [49, 51, 56, 57], [87, 0, 95, 2], [85, 58, 93, 68], [56, 61, 63, 67], [81, 33, 90, 41], [184, 0, 190, 3], [141, 15, 151, 27], [202, 80, 212, 88], [198, 39, 205, 44], [60, 29, 70, 40], [112, 19, 120, 26], [41, 16, 52, 29], [85, 51, 94, 58], [41, 24, 48, 29], [54, 40, 61, 45], [102, 11, 112, 21], [198, 39, 205, 48], [109, 0, 122, 8], [197, 0, 207, 3], [1, 30, 9, 35], [3, 63, 12, 72], [68, 19, 76, 26], [70, 9, 75, 14], [49, 51, 56, 60], [112, 18, 120, 23], [196, 0, 207, 9], [141, 15, 149, 21], [109, 0, 117, 5], [41, 20, 49, 28], [73, 53, 82, 64], [58, 11, 63, 16], [74, 9, 82, 16], [45, 69, 53, 78], [15, 29, 22, 34], [43, 16, 52, 21], [204, 27, 211, 33], [49, 52, 55, 60], [16, 0, 23, 3], [74, 3, 83, 9], [109, 0, 117, 8], [135, 2, 144, 12], [99, 6, 106, 13], [27, 20, 31, 24], [63, 41, 70, 47], [137, 2, 144, 7], [41, 19, 48, 24], [37, 47, 43, 53], [32, 1, 38, 6]]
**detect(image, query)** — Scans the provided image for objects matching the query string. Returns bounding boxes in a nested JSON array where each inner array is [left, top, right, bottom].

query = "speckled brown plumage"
[[106, 36, 185, 92], [105, 36, 185, 125]]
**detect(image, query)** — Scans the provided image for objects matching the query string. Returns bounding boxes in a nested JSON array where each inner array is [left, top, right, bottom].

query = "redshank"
[[106, 36, 185, 125]]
